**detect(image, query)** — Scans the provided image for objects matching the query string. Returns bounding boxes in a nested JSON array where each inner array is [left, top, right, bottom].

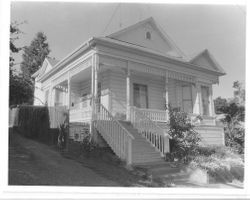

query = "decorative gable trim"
[[189, 49, 226, 75]]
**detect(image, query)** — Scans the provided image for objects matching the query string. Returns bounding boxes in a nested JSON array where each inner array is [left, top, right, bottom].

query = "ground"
[[8, 130, 244, 188], [9, 131, 119, 186]]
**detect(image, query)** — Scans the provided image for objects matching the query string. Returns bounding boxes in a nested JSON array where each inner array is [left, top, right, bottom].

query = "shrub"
[[189, 146, 244, 182], [80, 135, 98, 155], [167, 106, 201, 162]]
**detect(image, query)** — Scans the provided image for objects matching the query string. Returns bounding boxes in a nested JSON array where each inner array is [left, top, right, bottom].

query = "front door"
[[201, 86, 210, 116], [133, 83, 148, 108]]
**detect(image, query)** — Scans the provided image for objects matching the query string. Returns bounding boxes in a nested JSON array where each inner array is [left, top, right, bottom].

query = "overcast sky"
[[11, 2, 246, 99]]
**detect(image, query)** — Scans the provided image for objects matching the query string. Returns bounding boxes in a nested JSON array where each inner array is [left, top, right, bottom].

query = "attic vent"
[[145, 31, 151, 40]]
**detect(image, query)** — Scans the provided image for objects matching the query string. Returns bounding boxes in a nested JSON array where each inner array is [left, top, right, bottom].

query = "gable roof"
[[32, 57, 59, 78], [36, 18, 226, 82], [189, 49, 226, 74], [107, 17, 187, 59]]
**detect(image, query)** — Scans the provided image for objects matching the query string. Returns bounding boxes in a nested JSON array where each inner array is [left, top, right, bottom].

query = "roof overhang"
[[38, 36, 225, 83], [94, 37, 226, 77]]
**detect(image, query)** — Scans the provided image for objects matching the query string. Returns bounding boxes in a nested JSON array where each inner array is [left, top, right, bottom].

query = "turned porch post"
[[126, 64, 131, 121], [90, 54, 96, 135], [209, 85, 215, 116], [67, 72, 71, 109], [94, 54, 99, 112], [165, 70, 169, 121], [196, 82, 203, 115]]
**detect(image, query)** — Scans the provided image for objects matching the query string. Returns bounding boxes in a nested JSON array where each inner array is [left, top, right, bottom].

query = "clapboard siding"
[[195, 126, 224, 145]]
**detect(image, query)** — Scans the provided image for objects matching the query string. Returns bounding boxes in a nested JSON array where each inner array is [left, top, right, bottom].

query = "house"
[[33, 17, 226, 165]]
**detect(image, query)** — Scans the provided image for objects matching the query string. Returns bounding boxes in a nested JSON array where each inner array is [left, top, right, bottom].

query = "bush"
[[167, 106, 201, 162], [80, 135, 98, 155], [189, 146, 244, 182]]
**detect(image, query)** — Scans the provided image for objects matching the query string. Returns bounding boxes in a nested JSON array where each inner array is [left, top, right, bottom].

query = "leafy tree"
[[214, 97, 228, 114], [215, 81, 245, 154], [9, 21, 33, 106], [232, 81, 245, 106], [21, 32, 50, 80]]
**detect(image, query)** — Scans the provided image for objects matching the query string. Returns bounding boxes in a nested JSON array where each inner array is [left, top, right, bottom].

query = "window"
[[146, 31, 151, 40], [175, 84, 193, 113], [182, 85, 193, 113], [133, 83, 148, 108]]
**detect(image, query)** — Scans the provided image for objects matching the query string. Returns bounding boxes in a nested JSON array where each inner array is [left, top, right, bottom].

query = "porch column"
[[165, 70, 169, 121], [90, 54, 96, 135], [126, 65, 131, 121], [67, 73, 71, 109], [209, 85, 215, 116], [196, 82, 203, 115], [49, 86, 55, 107], [94, 54, 99, 112], [192, 83, 199, 115]]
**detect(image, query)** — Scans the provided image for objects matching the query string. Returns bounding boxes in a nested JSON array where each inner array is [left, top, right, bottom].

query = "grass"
[[188, 146, 244, 183]]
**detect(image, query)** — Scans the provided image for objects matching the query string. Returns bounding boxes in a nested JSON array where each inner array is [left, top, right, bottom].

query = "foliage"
[[20, 32, 50, 79], [214, 97, 228, 114], [232, 81, 245, 106], [214, 81, 245, 154], [189, 146, 244, 182], [9, 75, 34, 106], [9, 21, 34, 106], [220, 102, 244, 154], [80, 135, 98, 154], [166, 106, 201, 162]]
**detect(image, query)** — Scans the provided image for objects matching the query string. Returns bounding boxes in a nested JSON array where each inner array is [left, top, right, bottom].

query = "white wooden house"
[[33, 17, 226, 165]]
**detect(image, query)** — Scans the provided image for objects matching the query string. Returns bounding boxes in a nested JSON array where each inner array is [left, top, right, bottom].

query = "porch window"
[[133, 83, 148, 108], [175, 84, 193, 113], [182, 85, 193, 113]]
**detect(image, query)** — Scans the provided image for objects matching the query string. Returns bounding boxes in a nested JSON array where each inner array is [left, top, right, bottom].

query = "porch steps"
[[118, 121, 164, 165]]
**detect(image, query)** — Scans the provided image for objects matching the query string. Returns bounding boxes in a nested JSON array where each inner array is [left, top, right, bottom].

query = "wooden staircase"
[[119, 121, 164, 165]]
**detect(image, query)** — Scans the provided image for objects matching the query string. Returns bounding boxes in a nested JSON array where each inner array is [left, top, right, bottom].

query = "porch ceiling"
[[71, 67, 91, 83]]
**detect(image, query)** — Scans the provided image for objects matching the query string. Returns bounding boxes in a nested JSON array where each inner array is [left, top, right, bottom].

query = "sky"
[[10, 2, 246, 99]]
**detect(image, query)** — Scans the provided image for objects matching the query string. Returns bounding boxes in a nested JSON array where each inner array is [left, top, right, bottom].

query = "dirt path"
[[9, 132, 120, 186]]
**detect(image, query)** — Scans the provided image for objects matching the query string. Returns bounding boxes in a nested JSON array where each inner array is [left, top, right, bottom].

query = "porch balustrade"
[[137, 108, 168, 122], [70, 98, 92, 123]]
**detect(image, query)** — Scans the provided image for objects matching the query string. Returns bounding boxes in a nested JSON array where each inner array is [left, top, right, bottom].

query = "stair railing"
[[94, 103, 134, 165], [130, 106, 170, 156]]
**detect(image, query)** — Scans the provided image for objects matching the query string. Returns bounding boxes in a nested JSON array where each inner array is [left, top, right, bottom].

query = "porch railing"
[[189, 113, 216, 126], [130, 106, 170, 156], [70, 99, 92, 122], [138, 108, 168, 122], [95, 103, 134, 165]]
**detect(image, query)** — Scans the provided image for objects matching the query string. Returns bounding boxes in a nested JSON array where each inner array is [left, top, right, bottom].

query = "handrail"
[[95, 103, 134, 165], [130, 106, 170, 156], [98, 104, 135, 140]]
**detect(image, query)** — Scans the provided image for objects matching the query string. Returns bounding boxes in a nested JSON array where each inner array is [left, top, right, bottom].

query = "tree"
[[21, 32, 50, 80], [9, 21, 33, 106], [215, 81, 245, 154], [214, 97, 228, 114], [232, 81, 245, 106]]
